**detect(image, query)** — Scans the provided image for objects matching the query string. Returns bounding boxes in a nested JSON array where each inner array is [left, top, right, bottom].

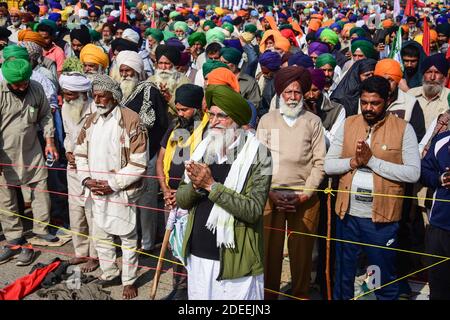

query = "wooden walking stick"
[[150, 228, 172, 300], [325, 178, 332, 301]]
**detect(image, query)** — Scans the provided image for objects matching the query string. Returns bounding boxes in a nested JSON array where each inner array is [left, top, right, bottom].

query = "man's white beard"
[[203, 123, 240, 165], [62, 96, 87, 123], [154, 68, 177, 92], [96, 102, 115, 116], [120, 75, 139, 101], [423, 79, 444, 99], [279, 96, 303, 119]]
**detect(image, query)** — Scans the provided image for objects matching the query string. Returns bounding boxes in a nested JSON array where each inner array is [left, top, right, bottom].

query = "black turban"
[[70, 25, 91, 46], [155, 44, 181, 65], [175, 84, 204, 109], [111, 38, 139, 53], [274, 66, 312, 96]]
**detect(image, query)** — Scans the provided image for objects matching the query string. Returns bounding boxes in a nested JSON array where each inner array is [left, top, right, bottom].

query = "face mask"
[[130, 14, 136, 20], [80, 18, 89, 25]]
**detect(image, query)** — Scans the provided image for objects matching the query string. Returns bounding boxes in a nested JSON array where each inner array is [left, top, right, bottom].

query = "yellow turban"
[[80, 44, 109, 69]]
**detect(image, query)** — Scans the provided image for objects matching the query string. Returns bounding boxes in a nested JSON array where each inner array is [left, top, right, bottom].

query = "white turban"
[[78, 9, 88, 18], [116, 50, 145, 80], [122, 28, 140, 44], [59, 73, 92, 92], [110, 10, 120, 18]]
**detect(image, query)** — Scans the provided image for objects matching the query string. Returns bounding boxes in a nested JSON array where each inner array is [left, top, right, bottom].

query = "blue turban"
[[278, 13, 287, 20], [48, 12, 61, 22], [88, 5, 102, 17], [27, 3, 39, 15], [421, 53, 449, 76], [288, 52, 314, 68], [259, 50, 282, 72], [49, 1, 63, 10], [330, 23, 342, 32], [222, 15, 233, 24], [315, 27, 325, 39], [223, 39, 243, 53]]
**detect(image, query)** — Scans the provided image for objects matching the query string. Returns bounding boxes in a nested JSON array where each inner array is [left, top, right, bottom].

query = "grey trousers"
[[0, 178, 50, 243], [136, 153, 159, 250]]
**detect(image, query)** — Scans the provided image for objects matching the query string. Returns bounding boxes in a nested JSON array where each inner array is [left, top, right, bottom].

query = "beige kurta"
[[62, 99, 97, 207], [0, 80, 54, 185]]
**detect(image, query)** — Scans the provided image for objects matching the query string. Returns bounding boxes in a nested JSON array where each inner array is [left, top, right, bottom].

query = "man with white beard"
[[408, 53, 450, 129], [116, 50, 169, 256], [74, 74, 148, 299], [256, 66, 326, 299], [59, 73, 99, 273], [79, 44, 109, 81], [176, 84, 272, 300], [148, 44, 190, 116], [7, 8, 26, 44]]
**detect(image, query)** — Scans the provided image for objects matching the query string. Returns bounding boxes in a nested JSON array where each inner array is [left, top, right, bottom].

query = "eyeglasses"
[[207, 111, 230, 121]]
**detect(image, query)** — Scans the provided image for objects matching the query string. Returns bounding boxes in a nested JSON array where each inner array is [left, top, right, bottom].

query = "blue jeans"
[[333, 214, 400, 300]]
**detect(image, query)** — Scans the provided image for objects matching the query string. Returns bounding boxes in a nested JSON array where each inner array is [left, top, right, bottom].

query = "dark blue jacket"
[[420, 131, 450, 231]]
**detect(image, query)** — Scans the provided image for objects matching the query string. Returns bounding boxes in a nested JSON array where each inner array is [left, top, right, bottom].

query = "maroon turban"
[[308, 68, 326, 91], [274, 66, 312, 95]]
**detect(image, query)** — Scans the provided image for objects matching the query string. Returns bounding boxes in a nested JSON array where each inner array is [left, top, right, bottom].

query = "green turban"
[[174, 21, 188, 33], [351, 40, 378, 60], [62, 56, 83, 73], [39, 19, 57, 33], [89, 29, 101, 42], [222, 22, 234, 34], [188, 32, 206, 47], [145, 28, 164, 42], [169, 11, 180, 19], [206, 28, 225, 44], [320, 29, 339, 46], [2, 45, 30, 61], [315, 53, 337, 68], [205, 85, 251, 126], [244, 24, 257, 33], [349, 27, 366, 38], [203, 20, 216, 31], [336, 20, 346, 29], [203, 60, 229, 78], [278, 24, 293, 31], [2, 58, 33, 84], [163, 30, 176, 42], [220, 47, 242, 66]]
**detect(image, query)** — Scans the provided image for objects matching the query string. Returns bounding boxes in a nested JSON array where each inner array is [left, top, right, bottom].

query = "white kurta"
[[87, 108, 136, 236]]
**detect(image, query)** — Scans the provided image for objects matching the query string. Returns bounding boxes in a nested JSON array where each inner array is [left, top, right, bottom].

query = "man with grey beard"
[[256, 65, 326, 300], [116, 49, 169, 256], [59, 73, 99, 273], [408, 53, 450, 129], [176, 84, 272, 300], [148, 44, 190, 117], [74, 74, 148, 299]]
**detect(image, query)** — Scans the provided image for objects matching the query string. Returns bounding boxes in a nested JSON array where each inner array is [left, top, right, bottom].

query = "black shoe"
[[16, 248, 35, 266], [0, 246, 20, 265], [94, 275, 122, 288]]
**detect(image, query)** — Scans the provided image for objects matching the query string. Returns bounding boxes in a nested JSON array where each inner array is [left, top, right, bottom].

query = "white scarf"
[[184, 131, 261, 248]]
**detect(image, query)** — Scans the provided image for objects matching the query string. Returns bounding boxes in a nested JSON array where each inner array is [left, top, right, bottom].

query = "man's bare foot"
[[69, 257, 89, 265], [123, 285, 138, 300], [81, 259, 99, 273]]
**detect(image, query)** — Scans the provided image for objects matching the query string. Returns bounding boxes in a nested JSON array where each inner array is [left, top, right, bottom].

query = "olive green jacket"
[[176, 142, 272, 281]]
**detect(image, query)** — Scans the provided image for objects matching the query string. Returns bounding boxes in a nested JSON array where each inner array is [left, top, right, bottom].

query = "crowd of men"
[[0, 0, 449, 301]]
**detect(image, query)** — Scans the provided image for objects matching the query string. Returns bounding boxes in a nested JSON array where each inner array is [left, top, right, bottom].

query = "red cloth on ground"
[[0, 260, 61, 300]]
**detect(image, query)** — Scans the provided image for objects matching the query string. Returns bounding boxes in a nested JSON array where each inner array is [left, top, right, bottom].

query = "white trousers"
[[93, 221, 138, 286], [186, 254, 264, 300], [69, 202, 97, 258]]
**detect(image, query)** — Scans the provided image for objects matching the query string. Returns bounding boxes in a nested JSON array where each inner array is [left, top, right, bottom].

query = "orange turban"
[[381, 19, 395, 29], [259, 30, 291, 53], [289, 18, 303, 36], [341, 23, 355, 38], [401, 25, 409, 34], [17, 30, 47, 48], [322, 19, 334, 28], [264, 15, 278, 31], [311, 14, 323, 21], [374, 59, 403, 84], [430, 29, 438, 42], [80, 44, 109, 69], [207, 67, 240, 93], [308, 19, 322, 32], [237, 10, 247, 17]]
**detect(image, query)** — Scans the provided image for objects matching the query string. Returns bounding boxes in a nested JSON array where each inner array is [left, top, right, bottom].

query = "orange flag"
[[423, 17, 430, 56]]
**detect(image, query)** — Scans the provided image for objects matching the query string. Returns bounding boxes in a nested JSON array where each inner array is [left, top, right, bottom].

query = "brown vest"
[[335, 114, 407, 223]]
